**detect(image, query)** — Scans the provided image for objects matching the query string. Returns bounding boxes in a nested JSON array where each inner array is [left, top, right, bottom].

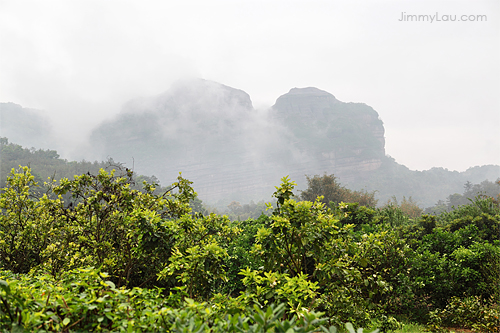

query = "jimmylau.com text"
[[399, 12, 487, 23]]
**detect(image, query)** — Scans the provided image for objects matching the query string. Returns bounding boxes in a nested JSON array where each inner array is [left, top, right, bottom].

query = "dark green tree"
[[300, 174, 377, 207]]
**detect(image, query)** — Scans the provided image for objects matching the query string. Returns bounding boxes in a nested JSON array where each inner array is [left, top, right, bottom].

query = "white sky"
[[0, 0, 499, 171]]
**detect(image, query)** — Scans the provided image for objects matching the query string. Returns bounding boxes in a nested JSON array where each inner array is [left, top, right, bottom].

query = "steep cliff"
[[271, 87, 385, 182], [90, 81, 389, 203]]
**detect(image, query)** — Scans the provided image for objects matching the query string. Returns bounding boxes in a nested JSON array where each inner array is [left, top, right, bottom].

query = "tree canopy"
[[300, 173, 378, 207]]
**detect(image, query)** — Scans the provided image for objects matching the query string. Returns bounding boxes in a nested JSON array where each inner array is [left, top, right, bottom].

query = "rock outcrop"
[[90, 80, 388, 203], [271, 87, 385, 182]]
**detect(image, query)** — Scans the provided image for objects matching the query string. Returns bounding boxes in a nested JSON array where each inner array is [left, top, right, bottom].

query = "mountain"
[[2, 79, 498, 208], [88, 79, 393, 204], [271, 87, 386, 182]]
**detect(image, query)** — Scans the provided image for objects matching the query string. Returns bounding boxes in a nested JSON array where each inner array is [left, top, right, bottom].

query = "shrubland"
[[0, 166, 499, 332]]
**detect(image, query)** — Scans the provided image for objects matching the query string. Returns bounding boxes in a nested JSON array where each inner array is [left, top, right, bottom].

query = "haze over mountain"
[[2, 1, 498, 174], [88, 79, 498, 207], [0, 102, 55, 150], [1, 79, 499, 208], [86, 79, 386, 203]]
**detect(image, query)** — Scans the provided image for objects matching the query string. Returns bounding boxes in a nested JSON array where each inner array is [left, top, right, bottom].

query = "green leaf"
[[359, 258, 368, 267], [0, 280, 10, 295], [105, 280, 116, 289], [10, 323, 25, 333], [265, 305, 273, 319], [62, 317, 70, 326], [346, 323, 355, 333]]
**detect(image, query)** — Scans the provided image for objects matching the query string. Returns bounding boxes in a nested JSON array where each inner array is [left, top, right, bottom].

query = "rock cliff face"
[[271, 87, 385, 182], [90, 80, 388, 203], [91, 79, 253, 162]]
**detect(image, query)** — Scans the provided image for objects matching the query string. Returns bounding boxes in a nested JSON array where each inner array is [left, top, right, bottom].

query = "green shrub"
[[1, 268, 370, 333], [428, 296, 500, 333], [0, 267, 171, 332]]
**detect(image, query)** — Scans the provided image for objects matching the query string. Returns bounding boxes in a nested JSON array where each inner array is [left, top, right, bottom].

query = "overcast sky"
[[0, 0, 498, 172]]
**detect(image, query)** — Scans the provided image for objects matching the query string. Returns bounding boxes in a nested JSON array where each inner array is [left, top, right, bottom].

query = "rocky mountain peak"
[[272, 87, 338, 117], [90, 80, 388, 201], [287, 87, 336, 98], [270, 86, 386, 182], [161, 78, 254, 112]]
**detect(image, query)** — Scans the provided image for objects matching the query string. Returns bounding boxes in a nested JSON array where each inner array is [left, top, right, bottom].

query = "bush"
[[0, 268, 357, 333], [428, 296, 500, 333]]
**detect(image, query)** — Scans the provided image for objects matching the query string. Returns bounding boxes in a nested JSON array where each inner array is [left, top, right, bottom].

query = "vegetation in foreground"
[[0, 165, 499, 332]]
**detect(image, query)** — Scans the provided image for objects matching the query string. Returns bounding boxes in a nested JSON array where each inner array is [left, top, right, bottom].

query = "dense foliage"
[[0, 138, 111, 189], [1, 166, 499, 332], [300, 174, 378, 207]]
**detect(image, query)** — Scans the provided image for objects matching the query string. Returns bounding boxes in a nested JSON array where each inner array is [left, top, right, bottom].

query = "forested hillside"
[[0, 138, 112, 187], [0, 138, 163, 195], [347, 156, 500, 208]]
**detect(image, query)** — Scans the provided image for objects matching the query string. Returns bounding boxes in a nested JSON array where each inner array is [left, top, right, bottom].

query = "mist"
[[0, 0, 499, 174], [84, 79, 312, 203]]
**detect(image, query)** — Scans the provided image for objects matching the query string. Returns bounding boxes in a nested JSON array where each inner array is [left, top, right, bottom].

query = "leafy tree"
[[300, 174, 377, 207], [2, 166, 187, 287], [383, 196, 423, 220], [0, 166, 46, 273], [157, 213, 238, 299], [426, 179, 500, 214], [401, 196, 500, 312], [222, 215, 267, 295], [254, 177, 410, 327], [47, 167, 198, 286]]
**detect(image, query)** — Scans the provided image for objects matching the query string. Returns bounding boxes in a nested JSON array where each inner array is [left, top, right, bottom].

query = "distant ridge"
[[0, 102, 54, 150]]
